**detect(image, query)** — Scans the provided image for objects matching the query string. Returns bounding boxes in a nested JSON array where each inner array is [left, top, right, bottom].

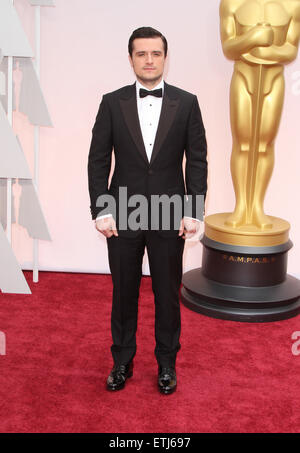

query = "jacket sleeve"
[[185, 95, 208, 220], [87, 94, 113, 220]]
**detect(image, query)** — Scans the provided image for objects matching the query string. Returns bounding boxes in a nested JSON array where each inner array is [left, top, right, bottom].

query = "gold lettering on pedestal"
[[222, 254, 277, 264]]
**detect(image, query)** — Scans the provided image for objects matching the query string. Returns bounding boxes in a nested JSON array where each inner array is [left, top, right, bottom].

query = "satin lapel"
[[119, 85, 149, 165], [149, 88, 180, 166]]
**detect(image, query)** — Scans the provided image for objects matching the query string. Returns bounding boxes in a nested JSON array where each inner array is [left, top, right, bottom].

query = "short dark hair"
[[128, 27, 168, 57]]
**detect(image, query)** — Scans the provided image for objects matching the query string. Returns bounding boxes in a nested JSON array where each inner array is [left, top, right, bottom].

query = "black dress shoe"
[[106, 362, 133, 391], [158, 366, 177, 395]]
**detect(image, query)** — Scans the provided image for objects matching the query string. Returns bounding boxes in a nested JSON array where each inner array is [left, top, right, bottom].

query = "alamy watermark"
[[96, 187, 204, 231], [0, 331, 6, 355], [292, 70, 300, 96], [291, 331, 300, 356]]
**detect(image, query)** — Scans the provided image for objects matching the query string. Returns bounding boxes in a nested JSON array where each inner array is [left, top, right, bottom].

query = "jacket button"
[[148, 169, 154, 175]]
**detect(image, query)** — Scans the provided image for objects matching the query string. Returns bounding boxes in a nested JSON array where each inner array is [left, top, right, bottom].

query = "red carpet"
[[0, 270, 300, 433]]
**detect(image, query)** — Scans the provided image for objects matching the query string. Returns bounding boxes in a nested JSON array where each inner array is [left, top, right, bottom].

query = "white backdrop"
[[12, 0, 300, 276]]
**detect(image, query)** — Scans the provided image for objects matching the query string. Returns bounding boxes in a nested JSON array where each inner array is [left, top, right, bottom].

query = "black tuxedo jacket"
[[88, 81, 207, 237]]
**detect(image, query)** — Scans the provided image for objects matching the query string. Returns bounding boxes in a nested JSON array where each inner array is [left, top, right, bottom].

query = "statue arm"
[[250, 12, 300, 64], [220, 0, 258, 60]]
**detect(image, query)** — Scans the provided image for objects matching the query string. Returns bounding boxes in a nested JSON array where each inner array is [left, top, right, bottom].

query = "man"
[[88, 27, 207, 394]]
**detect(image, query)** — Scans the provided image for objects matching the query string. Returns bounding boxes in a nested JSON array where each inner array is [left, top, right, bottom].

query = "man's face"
[[129, 37, 166, 85]]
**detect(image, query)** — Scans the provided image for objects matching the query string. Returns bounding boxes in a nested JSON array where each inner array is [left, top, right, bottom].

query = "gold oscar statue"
[[205, 0, 300, 247], [181, 0, 300, 322]]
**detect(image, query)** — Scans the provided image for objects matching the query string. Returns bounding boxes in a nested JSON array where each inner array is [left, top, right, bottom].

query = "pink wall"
[[12, 0, 300, 276]]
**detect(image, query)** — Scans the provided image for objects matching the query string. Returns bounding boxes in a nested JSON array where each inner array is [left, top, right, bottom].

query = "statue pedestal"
[[180, 213, 300, 322]]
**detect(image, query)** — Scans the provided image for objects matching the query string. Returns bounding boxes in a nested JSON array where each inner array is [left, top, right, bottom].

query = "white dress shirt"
[[136, 79, 164, 162], [96, 79, 198, 223]]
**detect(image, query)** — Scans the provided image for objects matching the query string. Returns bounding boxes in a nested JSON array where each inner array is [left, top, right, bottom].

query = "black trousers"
[[106, 230, 185, 368]]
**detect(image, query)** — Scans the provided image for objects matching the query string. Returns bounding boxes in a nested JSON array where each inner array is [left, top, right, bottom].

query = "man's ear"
[[128, 54, 133, 68]]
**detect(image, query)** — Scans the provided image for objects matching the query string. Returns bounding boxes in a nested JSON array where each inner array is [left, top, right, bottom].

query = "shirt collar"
[[136, 79, 164, 98]]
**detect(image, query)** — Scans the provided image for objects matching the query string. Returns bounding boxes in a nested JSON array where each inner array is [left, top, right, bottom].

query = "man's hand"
[[178, 217, 201, 240], [95, 216, 118, 238]]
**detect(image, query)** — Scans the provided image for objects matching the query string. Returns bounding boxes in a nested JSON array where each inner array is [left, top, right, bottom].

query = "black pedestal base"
[[181, 270, 300, 322], [180, 236, 300, 322]]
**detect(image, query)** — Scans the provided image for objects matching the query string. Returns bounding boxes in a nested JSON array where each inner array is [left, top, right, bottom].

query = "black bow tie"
[[139, 88, 163, 98]]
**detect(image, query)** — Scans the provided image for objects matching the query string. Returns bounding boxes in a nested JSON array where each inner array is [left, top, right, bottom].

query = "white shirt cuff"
[[184, 216, 201, 222], [95, 214, 113, 221]]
